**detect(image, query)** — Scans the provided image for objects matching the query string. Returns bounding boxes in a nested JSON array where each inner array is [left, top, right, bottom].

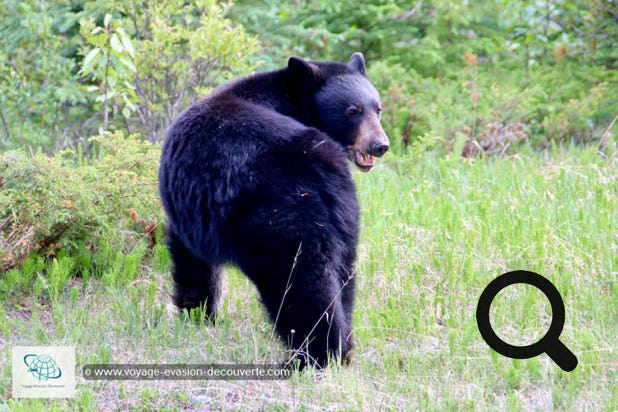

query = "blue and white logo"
[[13, 345, 75, 398], [23, 353, 63, 381]]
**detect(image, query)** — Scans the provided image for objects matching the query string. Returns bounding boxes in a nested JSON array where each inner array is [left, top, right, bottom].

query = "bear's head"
[[287, 53, 389, 172]]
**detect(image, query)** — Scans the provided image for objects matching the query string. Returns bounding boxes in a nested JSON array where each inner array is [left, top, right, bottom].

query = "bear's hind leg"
[[271, 271, 351, 369], [167, 228, 222, 319], [340, 249, 357, 360], [241, 251, 353, 369]]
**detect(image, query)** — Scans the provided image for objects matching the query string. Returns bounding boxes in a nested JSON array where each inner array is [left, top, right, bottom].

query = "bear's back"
[[158, 68, 351, 262]]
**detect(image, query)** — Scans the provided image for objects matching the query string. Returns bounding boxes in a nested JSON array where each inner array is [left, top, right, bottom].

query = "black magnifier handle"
[[545, 339, 578, 372]]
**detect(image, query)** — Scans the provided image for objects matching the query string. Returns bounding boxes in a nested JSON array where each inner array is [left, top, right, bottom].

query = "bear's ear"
[[288, 56, 322, 83], [348, 52, 366, 75]]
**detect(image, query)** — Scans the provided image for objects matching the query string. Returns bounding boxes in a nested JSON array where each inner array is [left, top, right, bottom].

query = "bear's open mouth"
[[351, 148, 375, 172]]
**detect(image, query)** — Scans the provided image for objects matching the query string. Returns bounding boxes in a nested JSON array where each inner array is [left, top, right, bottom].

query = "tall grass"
[[0, 146, 616, 411]]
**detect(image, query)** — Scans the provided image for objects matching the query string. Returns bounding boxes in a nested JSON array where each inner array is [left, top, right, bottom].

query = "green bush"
[[80, 0, 258, 142], [367, 56, 616, 156], [0, 132, 162, 274], [0, 0, 258, 151], [230, 0, 617, 154]]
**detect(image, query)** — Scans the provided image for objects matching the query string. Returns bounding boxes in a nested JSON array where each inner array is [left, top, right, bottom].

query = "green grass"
[[1, 147, 617, 411]]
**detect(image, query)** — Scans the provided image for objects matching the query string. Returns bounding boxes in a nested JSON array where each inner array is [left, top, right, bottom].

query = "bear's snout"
[[368, 141, 389, 157], [351, 116, 389, 171]]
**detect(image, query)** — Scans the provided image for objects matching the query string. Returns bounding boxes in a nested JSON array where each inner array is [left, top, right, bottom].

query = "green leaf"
[[98, 54, 108, 72], [548, 21, 562, 32], [95, 90, 116, 102], [81, 48, 100, 75], [110, 34, 123, 53], [122, 94, 136, 111], [119, 33, 135, 58], [110, 55, 124, 76], [104, 14, 112, 28], [120, 58, 136, 73]]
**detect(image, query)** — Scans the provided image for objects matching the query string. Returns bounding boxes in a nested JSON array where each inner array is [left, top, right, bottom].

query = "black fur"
[[159, 53, 384, 368]]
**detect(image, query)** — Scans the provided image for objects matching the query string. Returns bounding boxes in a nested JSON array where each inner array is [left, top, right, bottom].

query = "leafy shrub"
[[0, 0, 258, 151], [80, 0, 259, 142], [231, 0, 617, 153], [0, 1, 88, 150], [369, 53, 616, 156], [0, 132, 162, 274]]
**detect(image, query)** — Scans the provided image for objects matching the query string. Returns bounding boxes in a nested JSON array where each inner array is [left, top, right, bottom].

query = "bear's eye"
[[346, 106, 363, 117]]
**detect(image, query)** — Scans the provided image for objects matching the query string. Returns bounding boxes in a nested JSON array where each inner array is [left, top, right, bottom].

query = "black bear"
[[159, 52, 388, 368]]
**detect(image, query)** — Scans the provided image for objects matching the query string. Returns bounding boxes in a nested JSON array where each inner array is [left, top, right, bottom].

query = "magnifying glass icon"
[[476, 270, 578, 372]]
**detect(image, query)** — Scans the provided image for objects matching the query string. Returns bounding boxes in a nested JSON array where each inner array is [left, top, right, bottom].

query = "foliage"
[[231, 0, 618, 154], [500, 0, 618, 69], [77, 0, 259, 141], [1, 0, 615, 153], [232, 0, 617, 70], [0, 132, 163, 274], [80, 13, 137, 130], [122, 0, 258, 142], [0, 0, 257, 151], [0, 1, 88, 150]]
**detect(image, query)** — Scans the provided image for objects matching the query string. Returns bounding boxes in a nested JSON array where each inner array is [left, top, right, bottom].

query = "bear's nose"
[[369, 142, 389, 157]]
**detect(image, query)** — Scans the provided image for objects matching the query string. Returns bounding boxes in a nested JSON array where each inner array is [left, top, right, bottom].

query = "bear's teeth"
[[361, 153, 375, 164], [353, 149, 375, 170]]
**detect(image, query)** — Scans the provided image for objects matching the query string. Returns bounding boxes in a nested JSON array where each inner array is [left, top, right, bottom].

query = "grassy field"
[[1, 146, 617, 411]]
